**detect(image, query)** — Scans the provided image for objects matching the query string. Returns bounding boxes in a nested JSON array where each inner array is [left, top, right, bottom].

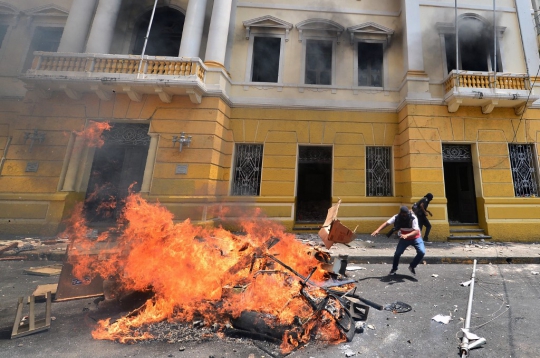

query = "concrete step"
[[447, 234, 492, 240], [450, 228, 485, 233], [292, 224, 321, 232]]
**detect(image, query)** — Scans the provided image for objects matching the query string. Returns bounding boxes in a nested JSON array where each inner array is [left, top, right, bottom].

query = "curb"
[[336, 255, 540, 265]]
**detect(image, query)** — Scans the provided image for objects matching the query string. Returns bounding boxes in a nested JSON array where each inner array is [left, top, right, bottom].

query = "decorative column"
[[178, 0, 208, 58], [400, 0, 430, 100], [204, 0, 233, 69], [140, 134, 159, 193], [85, 0, 122, 54], [224, 0, 238, 70], [58, 0, 98, 53], [515, 0, 540, 76]]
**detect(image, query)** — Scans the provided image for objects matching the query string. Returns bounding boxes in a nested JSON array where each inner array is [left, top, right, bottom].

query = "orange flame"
[[76, 121, 111, 148], [63, 193, 349, 352]]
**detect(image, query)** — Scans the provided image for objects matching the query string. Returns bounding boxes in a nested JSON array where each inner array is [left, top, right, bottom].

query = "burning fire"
[[75, 121, 112, 147], [63, 193, 354, 352]]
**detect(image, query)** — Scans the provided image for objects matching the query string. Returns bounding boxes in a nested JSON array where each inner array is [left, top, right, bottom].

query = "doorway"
[[295, 146, 332, 223], [84, 124, 150, 223], [442, 144, 478, 223]]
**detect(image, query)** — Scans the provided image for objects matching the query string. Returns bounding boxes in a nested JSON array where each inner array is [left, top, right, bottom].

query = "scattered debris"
[[12, 292, 52, 339], [532, 271, 539, 275], [24, 264, 63, 276], [432, 314, 452, 324], [367, 324, 375, 330], [344, 350, 356, 357], [431, 274, 439, 278], [460, 279, 473, 287], [346, 265, 367, 271], [461, 328, 480, 340], [318, 200, 357, 249], [30, 283, 58, 302], [383, 301, 412, 313]]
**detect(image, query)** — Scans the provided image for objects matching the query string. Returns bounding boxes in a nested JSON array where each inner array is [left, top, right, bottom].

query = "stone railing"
[[444, 70, 530, 93], [29, 52, 206, 81]]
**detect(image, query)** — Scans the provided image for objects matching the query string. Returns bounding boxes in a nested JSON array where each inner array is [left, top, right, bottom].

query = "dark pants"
[[392, 238, 425, 270], [417, 215, 431, 241]]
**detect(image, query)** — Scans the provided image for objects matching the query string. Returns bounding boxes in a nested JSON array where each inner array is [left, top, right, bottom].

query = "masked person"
[[371, 205, 425, 276], [413, 193, 433, 241]]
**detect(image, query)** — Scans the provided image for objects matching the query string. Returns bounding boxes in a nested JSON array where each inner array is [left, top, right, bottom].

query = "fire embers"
[[63, 193, 367, 353]]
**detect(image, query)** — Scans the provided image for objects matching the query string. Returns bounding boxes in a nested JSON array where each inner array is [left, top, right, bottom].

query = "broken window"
[[251, 36, 281, 83], [366, 146, 392, 197], [509, 144, 539, 197], [23, 27, 63, 71], [132, 7, 184, 57], [0, 25, 7, 49], [232, 144, 263, 196], [305, 39, 332, 85], [358, 42, 383, 87], [443, 17, 502, 73]]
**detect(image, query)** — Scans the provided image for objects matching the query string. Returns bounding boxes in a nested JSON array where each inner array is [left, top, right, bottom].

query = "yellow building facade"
[[1, 0, 540, 241]]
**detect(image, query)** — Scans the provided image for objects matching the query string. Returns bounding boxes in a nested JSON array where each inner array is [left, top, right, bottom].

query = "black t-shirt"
[[414, 197, 429, 217]]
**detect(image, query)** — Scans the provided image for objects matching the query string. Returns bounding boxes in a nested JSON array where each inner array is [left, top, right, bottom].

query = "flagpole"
[[493, 0, 497, 88], [455, 0, 459, 86], [137, 0, 159, 79]]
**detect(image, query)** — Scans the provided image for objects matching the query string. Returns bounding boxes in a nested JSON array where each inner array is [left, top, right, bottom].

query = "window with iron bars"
[[232, 144, 263, 196], [509, 144, 539, 197], [366, 146, 393, 197]]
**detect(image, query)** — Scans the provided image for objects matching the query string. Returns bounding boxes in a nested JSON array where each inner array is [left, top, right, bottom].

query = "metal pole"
[[137, 0, 159, 78], [493, 0, 497, 87], [460, 259, 477, 357], [455, 0, 459, 86]]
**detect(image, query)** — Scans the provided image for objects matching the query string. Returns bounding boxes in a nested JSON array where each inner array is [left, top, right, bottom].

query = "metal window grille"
[[102, 123, 150, 146], [509, 144, 539, 197], [366, 146, 392, 197], [232, 144, 263, 196]]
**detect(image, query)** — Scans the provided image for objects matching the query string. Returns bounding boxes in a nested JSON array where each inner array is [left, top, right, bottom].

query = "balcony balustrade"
[[23, 52, 208, 103], [443, 70, 538, 114]]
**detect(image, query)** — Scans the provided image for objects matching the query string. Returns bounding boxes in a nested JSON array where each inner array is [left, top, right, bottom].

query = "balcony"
[[22, 52, 210, 103], [443, 70, 539, 115]]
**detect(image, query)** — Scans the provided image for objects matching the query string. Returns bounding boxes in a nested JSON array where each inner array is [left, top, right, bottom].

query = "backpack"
[[412, 198, 425, 216], [394, 212, 413, 230]]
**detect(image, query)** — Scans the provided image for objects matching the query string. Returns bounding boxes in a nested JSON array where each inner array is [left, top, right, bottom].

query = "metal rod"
[[460, 259, 477, 357], [493, 0, 497, 86], [455, 0, 459, 86], [137, 0, 159, 78]]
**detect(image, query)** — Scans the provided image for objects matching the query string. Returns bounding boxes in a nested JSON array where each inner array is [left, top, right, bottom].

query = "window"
[[509, 144, 539, 197], [23, 27, 64, 71], [0, 25, 7, 49], [439, 16, 503, 74], [251, 36, 281, 82], [366, 146, 392, 197], [132, 7, 184, 57], [305, 39, 332, 85], [232, 144, 263, 196], [358, 42, 383, 87]]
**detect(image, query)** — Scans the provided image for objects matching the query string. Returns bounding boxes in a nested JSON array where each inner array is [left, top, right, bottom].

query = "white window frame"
[[301, 36, 337, 86], [244, 32, 286, 84], [0, 4, 20, 62], [436, 15, 505, 76], [353, 39, 387, 90]]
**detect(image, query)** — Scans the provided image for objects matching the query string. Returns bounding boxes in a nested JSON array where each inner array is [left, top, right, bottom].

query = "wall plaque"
[[175, 164, 188, 175], [25, 162, 39, 172]]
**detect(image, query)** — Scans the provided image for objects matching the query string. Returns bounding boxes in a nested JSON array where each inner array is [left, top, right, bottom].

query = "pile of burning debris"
[[57, 194, 385, 354]]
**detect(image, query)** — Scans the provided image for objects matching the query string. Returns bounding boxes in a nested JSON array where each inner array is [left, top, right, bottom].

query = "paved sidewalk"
[[2, 233, 540, 264]]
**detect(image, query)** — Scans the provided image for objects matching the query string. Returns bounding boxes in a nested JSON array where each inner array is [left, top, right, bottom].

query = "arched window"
[[132, 7, 185, 57], [438, 14, 503, 74]]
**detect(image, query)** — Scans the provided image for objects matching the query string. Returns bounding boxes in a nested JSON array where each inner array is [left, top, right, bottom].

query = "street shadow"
[[355, 274, 418, 284]]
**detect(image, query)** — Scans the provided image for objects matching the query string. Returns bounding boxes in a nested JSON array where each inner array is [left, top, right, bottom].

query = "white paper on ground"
[[432, 314, 452, 324], [460, 279, 473, 287], [346, 265, 367, 271]]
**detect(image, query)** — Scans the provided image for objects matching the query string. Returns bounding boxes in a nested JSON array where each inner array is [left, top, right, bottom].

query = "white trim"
[[243, 15, 292, 41], [347, 22, 394, 45], [23, 4, 69, 17], [300, 36, 337, 86], [419, 1, 516, 13], [296, 18, 344, 43], [237, 2, 401, 17], [244, 32, 285, 84], [353, 38, 387, 90]]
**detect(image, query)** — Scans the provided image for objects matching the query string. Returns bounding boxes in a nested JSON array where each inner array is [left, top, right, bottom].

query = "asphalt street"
[[0, 261, 539, 358]]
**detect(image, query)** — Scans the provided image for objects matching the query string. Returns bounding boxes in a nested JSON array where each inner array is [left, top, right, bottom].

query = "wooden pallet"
[[11, 292, 52, 339]]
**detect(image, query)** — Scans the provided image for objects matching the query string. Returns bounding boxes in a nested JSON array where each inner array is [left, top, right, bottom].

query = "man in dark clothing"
[[371, 205, 425, 276], [413, 193, 433, 241]]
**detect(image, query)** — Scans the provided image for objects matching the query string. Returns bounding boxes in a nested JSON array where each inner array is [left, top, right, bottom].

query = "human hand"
[[371, 231, 379, 236], [427, 210, 432, 217]]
